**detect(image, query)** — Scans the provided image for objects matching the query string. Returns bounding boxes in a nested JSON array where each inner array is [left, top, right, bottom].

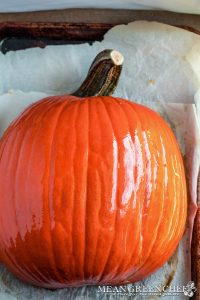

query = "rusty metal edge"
[[0, 22, 114, 41], [0, 22, 200, 40], [192, 169, 200, 299]]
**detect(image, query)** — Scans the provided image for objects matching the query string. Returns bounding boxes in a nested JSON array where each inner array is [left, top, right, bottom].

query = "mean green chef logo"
[[183, 281, 197, 297], [97, 281, 197, 297]]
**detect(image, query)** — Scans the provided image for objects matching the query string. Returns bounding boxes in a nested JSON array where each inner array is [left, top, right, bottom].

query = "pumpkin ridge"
[[50, 98, 81, 283], [84, 98, 101, 282], [58, 99, 79, 281], [145, 136, 186, 269], [86, 98, 117, 282], [154, 116, 186, 244], [65, 99, 82, 282], [42, 97, 70, 284], [124, 103, 166, 279], [112, 99, 144, 278], [13, 113, 45, 283], [140, 118, 176, 277], [130, 114, 186, 280], [0, 133, 18, 249], [30, 104, 68, 286], [132, 133, 171, 279], [122, 103, 151, 275], [70, 100, 83, 280], [22, 98, 54, 124], [90, 169, 101, 280], [108, 99, 141, 278], [83, 98, 89, 281], [27, 96, 67, 284], [97, 97, 119, 282], [7, 102, 53, 283], [164, 119, 187, 235], [26, 99, 65, 284], [115, 101, 135, 278]]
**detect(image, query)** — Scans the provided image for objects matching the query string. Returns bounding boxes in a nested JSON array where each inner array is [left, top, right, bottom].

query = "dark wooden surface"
[[0, 16, 199, 298]]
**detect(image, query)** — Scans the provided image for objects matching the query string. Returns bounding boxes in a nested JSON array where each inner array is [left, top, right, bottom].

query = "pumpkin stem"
[[72, 49, 124, 97]]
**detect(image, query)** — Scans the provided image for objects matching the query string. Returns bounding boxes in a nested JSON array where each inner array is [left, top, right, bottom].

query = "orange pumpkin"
[[0, 50, 187, 288]]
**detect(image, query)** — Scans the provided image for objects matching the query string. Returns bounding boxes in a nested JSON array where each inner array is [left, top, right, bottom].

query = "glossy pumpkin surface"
[[0, 95, 187, 288]]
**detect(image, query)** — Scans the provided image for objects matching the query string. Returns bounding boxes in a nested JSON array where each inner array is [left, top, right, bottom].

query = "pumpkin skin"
[[0, 95, 187, 288]]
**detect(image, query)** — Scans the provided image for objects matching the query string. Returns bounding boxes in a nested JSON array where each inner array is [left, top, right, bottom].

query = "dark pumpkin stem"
[[72, 49, 124, 97]]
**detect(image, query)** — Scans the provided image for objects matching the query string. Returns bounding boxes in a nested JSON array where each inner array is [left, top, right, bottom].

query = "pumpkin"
[[0, 49, 187, 288]]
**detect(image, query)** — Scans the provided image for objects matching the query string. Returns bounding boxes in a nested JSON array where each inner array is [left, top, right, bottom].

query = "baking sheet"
[[1, 0, 200, 14], [0, 21, 200, 299]]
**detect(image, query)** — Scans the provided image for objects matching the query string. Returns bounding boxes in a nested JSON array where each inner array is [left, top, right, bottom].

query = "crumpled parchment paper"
[[0, 21, 200, 300]]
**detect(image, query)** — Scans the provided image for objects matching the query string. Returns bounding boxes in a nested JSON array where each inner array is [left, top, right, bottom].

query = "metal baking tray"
[[0, 9, 199, 299]]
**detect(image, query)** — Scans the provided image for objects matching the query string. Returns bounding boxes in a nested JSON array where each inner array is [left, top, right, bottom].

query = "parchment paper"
[[1, 22, 200, 103], [0, 21, 200, 299]]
